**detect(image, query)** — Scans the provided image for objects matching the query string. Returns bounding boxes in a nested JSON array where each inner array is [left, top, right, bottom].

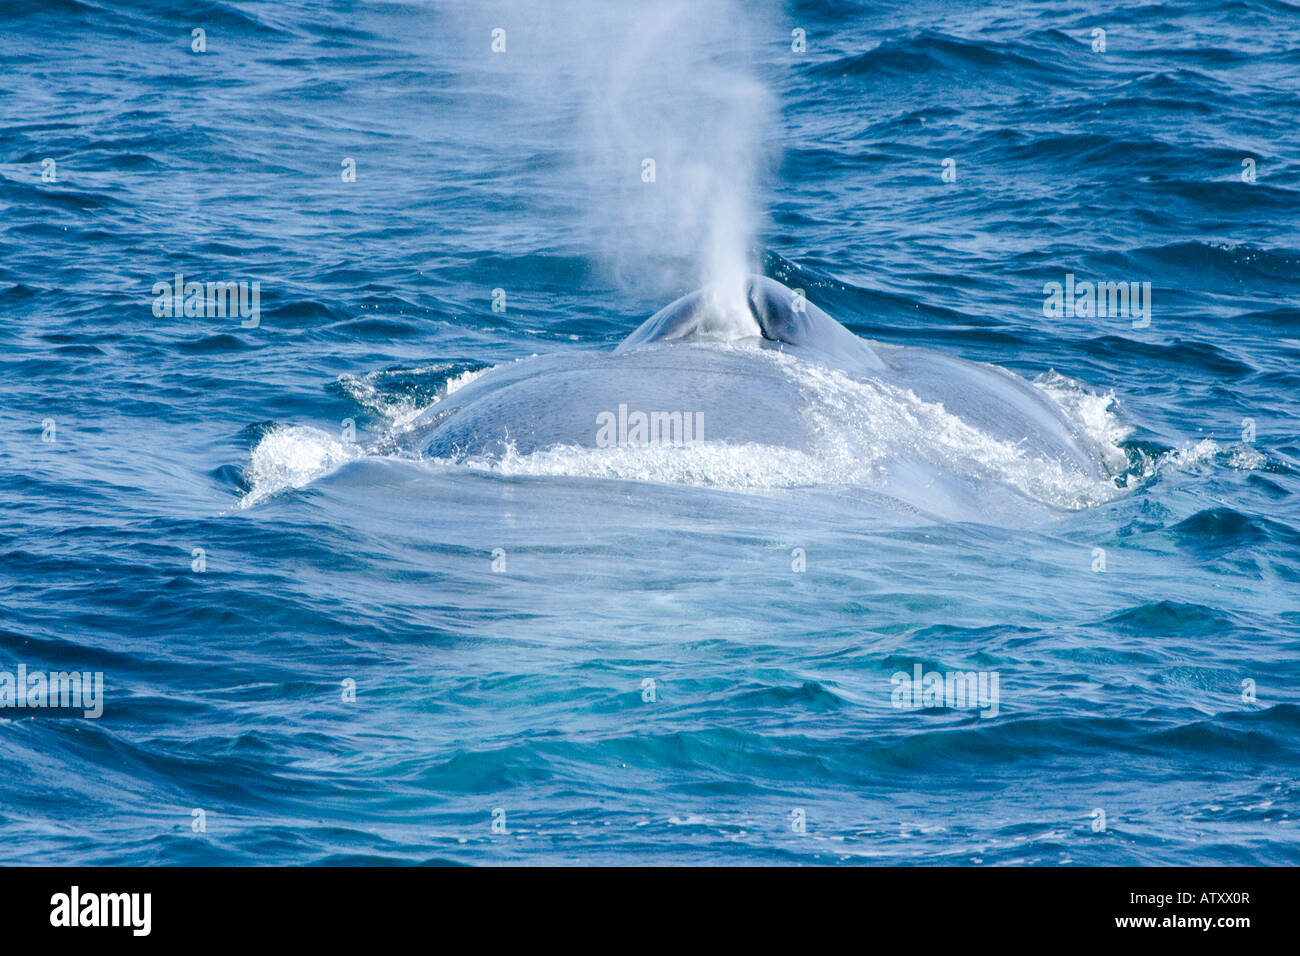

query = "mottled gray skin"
[[411, 275, 1109, 484]]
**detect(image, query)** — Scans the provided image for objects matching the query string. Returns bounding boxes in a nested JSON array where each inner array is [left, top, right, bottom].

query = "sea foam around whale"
[[240, 346, 1138, 520]]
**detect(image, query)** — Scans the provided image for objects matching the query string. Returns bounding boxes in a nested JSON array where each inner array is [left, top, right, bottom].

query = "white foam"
[[1032, 370, 1132, 474], [1227, 445, 1267, 470], [239, 426, 362, 509], [1114, 434, 1270, 492], [1158, 438, 1267, 474], [1162, 438, 1221, 472], [457, 439, 833, 492], [443, 365, 493, 396], [788, 354, 1128, 510], [241, 363, 503, 507]]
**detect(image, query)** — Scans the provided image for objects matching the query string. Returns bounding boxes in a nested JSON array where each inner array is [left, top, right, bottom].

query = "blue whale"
[[409, 275, 1121, 520]]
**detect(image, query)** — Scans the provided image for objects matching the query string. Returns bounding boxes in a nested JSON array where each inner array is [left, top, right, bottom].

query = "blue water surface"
[[1, 0, 1299, 865]]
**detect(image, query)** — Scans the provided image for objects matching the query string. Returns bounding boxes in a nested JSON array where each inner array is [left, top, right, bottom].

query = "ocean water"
[[2, 0, 1299, 866]]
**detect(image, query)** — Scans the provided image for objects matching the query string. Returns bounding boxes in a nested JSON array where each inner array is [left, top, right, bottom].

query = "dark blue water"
[[2, 0, 1298, 865]]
